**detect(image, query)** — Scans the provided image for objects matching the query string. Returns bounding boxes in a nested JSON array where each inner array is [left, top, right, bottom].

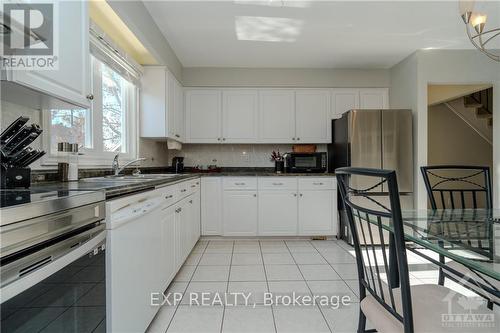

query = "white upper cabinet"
[[6, 1, 91, 108], [173, 77, 185, 141], [331, 89, 360, 119], [222, 90, 259, 143], [141, 67, 184, 141], [259, 90, 295, 143], [295, 90, 331, 143], [332, 88, 389, 118], [359, 88, 389, 109], [184, 87, 389, 143], [185, 90, 222, 143]]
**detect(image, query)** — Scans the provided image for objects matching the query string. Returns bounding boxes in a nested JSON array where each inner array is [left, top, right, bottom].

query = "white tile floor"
[[146, 239, 486, 333]]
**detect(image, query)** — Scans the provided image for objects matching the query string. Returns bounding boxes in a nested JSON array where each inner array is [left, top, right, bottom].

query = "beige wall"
[[108, 0, 183, 82], [391, 49, 500, 209], [182, 67, 390, 87], [428, 84, 492, 106], [428, 104, 492, 169]]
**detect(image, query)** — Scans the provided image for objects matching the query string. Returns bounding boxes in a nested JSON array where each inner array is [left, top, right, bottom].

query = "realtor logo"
[[1, 2, 58, 69]]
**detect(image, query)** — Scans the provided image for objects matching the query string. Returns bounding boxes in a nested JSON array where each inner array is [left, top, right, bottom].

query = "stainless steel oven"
[[0, 189, 106, 333], [284, 152, 327, 173]]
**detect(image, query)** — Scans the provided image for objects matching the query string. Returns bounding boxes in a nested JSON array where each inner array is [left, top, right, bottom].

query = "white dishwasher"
[[106, 188, 164, 333]]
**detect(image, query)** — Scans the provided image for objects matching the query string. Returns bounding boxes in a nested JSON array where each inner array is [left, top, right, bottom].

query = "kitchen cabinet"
[[295, 90, 331, 143], [203, 176, 337, 237], [332, 89, 360, 119], [258, 190, 298, 235], [4, 1, 91, 108], [185, 89, 222, 143], [160, 205, 177, 289], [141, 67, 184, 141], [298, 190, 335, 236], [223, 190, 258, 236], [201, 177, 222, 235], [222, 90, 259, 142], [259, 90, 296, 143], [359, 88, 389, 109], [331, 88, 389, 118]]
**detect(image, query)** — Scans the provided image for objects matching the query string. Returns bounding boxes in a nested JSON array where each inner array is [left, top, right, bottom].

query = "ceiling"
[[143, 0, 500, 69]]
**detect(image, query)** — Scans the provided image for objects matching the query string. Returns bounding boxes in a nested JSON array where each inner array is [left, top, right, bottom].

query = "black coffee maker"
[[172, 156, 184, 173]]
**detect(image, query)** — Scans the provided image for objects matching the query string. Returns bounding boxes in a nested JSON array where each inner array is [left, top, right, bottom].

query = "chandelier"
[[459, 0, 499, 62]]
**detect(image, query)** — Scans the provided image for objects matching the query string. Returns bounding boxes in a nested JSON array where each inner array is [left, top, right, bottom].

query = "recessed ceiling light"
[[235, 16, 303, 42]]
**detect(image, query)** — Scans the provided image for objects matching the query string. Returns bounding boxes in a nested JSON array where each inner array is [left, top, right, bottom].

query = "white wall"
[[108, 0, 183, 82], [390, 53, 419, 207], [182, 67, 390, 87], [391, 49, 500, 209]]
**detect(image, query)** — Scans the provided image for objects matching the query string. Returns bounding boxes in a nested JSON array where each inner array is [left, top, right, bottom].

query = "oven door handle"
[[0, 230, 106, 303]]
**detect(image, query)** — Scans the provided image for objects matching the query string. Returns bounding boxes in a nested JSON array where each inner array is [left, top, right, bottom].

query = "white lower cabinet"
[[258, 190, 298, 235], [223, 190, 258, 236], [201, 177, 222, 235], [202, 176, 337, 237], [160, 205, 177, 289], [298, 190, 335, 235]]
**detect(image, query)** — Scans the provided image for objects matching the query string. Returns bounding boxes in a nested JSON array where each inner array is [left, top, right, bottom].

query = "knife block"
[[1, 167, 31, 189]]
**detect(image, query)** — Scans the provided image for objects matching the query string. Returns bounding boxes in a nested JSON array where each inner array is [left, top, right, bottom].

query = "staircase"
[[464, 88, 493, 128], [443, 87, 493, 145]]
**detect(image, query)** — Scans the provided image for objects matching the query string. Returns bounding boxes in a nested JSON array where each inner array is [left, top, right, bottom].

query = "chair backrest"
[[420, 165, 492, 209], [336, 167, 413, 332]]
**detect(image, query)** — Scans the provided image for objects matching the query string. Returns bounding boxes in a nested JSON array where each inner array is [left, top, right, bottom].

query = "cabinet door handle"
[[253, 194, 257, 197], [272, 182, 283, 186], [222, 138, 226, 141], [191, 184, 196, 188], [86, 94, 94, 100], [292, 137, 296, 141], [180, 189, 187, 192], [189, 200, 193, 204], [165, 195, 173, 199], [175, 134, 180, 138], [217, 138, 221, 141], [299, 193, 303, 197], [293, 193, 297, 197], [234, 182, 246, 185], [313, 182, 324, 185], [175, 208, 181, 213], [297, 137, 300, 141]]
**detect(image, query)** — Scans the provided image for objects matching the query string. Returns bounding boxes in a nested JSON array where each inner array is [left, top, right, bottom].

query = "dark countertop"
[[30, 170, 335, 200], [194, 172, 336, 177], [31, 174, 200, 199]]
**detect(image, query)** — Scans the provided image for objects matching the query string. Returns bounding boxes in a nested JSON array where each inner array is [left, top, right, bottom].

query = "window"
[[101, 63, 126, 152], [44, 56, 137, 166], [49, 109, 91, 151]]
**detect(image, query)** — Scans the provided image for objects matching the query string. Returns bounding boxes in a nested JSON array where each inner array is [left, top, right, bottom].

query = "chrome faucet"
[[112, 154, 147, 176]]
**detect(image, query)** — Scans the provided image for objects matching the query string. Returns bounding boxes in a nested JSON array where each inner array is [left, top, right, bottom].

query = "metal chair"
[[336, 167, 495, 333], [420, 165, 498, 307]]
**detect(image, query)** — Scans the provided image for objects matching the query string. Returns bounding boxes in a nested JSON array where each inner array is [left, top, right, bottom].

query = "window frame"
[[41, 56, 138, 167]]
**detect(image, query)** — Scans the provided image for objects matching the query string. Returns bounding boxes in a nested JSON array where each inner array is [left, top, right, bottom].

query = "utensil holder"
[[275, 161, 284, 174], [1, 166, 31, 189]]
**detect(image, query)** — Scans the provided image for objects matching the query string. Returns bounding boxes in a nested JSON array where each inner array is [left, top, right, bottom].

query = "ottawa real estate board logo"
[[1, 2, 58, 70]]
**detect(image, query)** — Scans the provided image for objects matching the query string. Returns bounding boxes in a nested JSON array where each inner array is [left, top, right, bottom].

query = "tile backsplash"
[[169, 144, 327, 168]]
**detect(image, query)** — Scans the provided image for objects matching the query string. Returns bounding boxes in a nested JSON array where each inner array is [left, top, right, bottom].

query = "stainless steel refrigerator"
[[328, 109, 414, 244]]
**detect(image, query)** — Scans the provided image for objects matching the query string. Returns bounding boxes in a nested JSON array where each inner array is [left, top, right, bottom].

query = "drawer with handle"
[[187, 179, 200, 195], [178, 181, 190, 197], [158, 185, 178, 207], [298, 177, 336, 190], [223, 177, 257, 190], [258, 177, 297, 190]]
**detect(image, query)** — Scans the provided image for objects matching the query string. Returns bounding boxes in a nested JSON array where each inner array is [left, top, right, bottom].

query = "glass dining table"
[[393, 209, 500, 298]]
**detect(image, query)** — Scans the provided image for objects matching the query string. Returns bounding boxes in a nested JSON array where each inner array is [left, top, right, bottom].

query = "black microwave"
[[284, 152, 327, 173]]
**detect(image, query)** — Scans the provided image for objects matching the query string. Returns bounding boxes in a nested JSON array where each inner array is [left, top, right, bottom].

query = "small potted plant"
[[270, 150, 284, 174]]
